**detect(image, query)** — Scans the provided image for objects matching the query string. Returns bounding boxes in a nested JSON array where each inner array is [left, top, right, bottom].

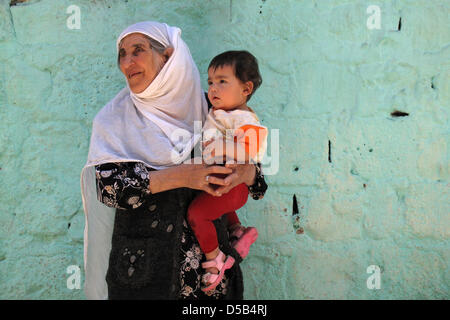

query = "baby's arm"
[[203, 125, 268, 164], [234, 124, 268, 162], [203, 137, 248, 164]]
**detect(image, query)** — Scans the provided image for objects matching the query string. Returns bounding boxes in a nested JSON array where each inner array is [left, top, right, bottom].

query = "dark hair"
[[208, 50, 262, 101]]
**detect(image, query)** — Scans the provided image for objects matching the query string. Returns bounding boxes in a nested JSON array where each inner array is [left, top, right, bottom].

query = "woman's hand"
[[180, 163, 234, 196], [213, 163, 256, 196], [149, 161, 234, 197]]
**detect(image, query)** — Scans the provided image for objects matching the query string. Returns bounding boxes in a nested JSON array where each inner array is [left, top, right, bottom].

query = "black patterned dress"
[[95, 161, 267, 300]]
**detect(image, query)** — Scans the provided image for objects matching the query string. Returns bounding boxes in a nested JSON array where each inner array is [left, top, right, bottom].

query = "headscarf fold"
[[80, 21, 207, 299]]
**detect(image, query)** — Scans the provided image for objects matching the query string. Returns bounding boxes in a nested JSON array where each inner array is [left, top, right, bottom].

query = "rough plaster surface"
[[0, 0, 448, 299]]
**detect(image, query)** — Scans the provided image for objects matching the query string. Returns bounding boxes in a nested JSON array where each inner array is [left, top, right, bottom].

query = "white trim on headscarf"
[[80, 21, 207, 299]]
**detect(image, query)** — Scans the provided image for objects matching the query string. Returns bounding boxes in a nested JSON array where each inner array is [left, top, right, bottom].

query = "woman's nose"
[[121, 55, 135, 68]]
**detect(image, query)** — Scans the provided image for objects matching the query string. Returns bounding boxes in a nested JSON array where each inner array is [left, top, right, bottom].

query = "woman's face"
[[118, 33, 165, 94]]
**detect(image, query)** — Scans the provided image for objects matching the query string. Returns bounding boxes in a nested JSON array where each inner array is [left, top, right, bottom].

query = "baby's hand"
[[203, 138, 249, 164], [202, 139, 214, 149], [202, 137, 228, 164]]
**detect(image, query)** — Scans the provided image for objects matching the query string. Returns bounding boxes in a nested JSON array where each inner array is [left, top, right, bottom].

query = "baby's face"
[[207, 65, 250, 111]]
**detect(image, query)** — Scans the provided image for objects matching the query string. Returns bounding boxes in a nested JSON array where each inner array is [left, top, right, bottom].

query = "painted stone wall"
[[0, 0, 448, 299]]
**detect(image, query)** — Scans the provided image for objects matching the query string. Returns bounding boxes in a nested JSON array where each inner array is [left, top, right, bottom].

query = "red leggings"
[[187, 183, 249, 254]]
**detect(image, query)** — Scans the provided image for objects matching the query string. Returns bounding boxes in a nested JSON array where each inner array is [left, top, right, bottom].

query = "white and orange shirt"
[[202, 107, 268, 163]]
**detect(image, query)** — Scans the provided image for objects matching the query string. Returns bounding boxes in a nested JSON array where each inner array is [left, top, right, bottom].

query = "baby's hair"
[[208, 50, 262, 101]]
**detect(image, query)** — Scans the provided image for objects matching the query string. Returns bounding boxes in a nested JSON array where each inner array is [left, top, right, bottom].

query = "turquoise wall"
[[0, 0, 448, 299]]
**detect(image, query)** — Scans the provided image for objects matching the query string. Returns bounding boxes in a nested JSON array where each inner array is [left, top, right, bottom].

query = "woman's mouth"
[[128, 72, 142, 79]]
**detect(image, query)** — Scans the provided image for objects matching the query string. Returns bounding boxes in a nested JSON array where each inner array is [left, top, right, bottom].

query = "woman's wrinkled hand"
[[179, 162, 234, 197], [213, 163, 256, 196]]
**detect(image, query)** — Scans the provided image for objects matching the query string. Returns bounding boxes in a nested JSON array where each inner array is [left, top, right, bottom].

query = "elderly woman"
[[80, 21, 267, 300]]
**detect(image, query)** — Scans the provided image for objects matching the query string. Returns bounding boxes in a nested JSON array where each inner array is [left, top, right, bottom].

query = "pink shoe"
[[201, 250, 235, 292], [232, 227, 258, 259]]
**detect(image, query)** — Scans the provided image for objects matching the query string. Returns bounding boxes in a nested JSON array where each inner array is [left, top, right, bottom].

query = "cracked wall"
[[0, 0, 449, 299]]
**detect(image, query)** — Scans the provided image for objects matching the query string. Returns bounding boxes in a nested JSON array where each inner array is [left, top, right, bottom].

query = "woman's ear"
[[242, 81, 254, 97], [162, 47, 174, 62]]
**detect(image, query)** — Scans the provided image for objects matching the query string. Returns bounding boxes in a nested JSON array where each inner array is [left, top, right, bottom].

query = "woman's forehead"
[[119, 33, 149, 49]]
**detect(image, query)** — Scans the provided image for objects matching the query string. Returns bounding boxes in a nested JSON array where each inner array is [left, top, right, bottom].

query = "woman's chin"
[[128, 82, 146, 94], [128, 78, 153, 94]]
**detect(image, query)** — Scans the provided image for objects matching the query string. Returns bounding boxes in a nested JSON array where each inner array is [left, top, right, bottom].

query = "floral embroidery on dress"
[[95, 162, 152, 210], [179, 219, 228, 299]]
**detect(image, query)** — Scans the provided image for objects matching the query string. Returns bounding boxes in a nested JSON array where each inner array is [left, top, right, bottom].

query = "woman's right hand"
[[148, 161, 233, 197]]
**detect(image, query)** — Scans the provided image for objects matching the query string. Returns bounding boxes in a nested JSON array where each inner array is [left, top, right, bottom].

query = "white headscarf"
[[80, 21, 207, 299]]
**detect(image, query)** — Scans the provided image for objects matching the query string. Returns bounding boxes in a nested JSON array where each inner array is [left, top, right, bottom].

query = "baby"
[[187, 50, 268, 292]]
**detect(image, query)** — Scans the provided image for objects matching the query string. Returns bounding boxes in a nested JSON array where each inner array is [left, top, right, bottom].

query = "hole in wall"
[[398, 17, 402, 31], [10, 0, 27, 5], [431, 76, 436, 89], [328, 140, 332, 163], [391, 110, 409, 117], [259, 0, 266, 14], [292, 195, 299, 215], [292, 195, 303, 234]]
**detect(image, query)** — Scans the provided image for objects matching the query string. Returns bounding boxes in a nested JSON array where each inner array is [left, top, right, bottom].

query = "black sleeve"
[[248, 163, 268, 200], [95, 162, 154, 210]]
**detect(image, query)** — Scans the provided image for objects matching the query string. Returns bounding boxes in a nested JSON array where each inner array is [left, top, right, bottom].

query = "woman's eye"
[[207, 81, 212, 86], [220, 80, 226, 83]]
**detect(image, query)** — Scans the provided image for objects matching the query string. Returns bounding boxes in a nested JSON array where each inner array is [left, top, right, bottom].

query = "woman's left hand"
[[214, 163, 256, 196]]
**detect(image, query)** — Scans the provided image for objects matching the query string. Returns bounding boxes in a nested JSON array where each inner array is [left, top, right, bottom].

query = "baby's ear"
[[242, 81, 254, 97]]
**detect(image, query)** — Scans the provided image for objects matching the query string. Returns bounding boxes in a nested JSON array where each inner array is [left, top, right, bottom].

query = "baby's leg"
[[225, 211, 241, 228], [187, 183, 249, 255]]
